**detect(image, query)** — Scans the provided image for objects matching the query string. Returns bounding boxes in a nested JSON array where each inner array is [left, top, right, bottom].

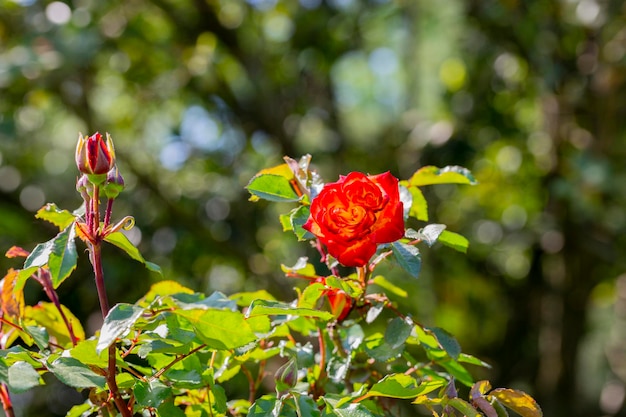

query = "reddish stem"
[[103, 198, 114, 231], [0, 384, 14, 417]]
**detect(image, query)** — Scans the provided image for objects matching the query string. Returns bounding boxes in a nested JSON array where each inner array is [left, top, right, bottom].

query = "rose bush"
[[303, 171, 405, 267]]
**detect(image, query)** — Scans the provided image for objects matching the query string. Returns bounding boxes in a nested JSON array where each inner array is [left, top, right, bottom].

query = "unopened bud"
[[103, 165, 125, 199], [76, 174, 93, 202], [274, 357, 298, 392], [75, 132, 116, 184]]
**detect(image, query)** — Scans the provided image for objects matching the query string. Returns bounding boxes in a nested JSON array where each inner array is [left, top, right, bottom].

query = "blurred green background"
[[1, 0, 626, 415]]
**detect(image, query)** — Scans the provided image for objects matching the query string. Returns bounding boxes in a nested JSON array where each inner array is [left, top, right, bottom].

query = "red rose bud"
[[303, 171, 405, 267], [75, 132, 115, 183], [103, 165, 125, 199]]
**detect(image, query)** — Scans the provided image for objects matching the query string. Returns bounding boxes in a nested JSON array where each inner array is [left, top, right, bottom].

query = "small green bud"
[[103, 165, 125, 199]]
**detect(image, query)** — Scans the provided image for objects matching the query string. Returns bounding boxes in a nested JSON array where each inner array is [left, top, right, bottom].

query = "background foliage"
[[1, 0, 625, 416]]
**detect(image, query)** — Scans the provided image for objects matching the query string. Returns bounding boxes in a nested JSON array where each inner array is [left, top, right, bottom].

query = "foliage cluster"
[[0, 136, 541, 417]]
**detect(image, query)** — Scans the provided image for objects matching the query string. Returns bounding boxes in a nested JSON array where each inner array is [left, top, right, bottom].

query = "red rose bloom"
[[303, 171, 405, 267]]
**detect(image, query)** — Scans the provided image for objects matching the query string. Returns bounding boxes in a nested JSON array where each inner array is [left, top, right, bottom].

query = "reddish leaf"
[[5, 246, 30, 258]]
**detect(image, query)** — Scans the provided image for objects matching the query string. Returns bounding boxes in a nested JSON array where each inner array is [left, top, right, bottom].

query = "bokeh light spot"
[[45, 2, 72, 25]]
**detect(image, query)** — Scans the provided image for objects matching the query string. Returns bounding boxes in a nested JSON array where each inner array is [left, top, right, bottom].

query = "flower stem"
[[0, 384, 14, 417], [103, 198, 114, 231], [89, 225, 131, 416]]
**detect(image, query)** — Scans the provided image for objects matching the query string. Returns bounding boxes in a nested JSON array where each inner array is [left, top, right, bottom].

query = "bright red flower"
[[303, 171, 404, 267]]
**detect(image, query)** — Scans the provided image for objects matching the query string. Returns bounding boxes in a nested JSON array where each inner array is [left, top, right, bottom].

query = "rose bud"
[[75, 132, 116, 184], [303, 172, 405, 267], [102, 165, 125, 200]]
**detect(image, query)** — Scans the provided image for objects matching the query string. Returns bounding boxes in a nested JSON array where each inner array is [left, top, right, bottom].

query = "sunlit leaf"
[[391, 242, 421, 278], [371, 275, 407, 298], [35, 203, 76, 231], [230, 290, 276, 307], [364, 374, 422, 399], [1, 269, 24, 318], [246, 173, 301, 202], [70, 339, 108, 368], [458, 353, 492, 368], [290, 205, 314, 241], [363, 333, 404, 362], [47, 224, 77, 288], [405, 186, 429, 221], [23, 326, 48, 350], [448, 398, 481, 417], [246, 299, 333, 321], [417, 224, 447, 247], [431, 327, 461, 359], [7, 361, 41, 393], [47, 356, 106, 389], [175, 309, 257, 350], [134, 379, 172, 407], [281, 257, 318, 278], [440, 359, 474, 386], [322, 401, 378, 417], [491, 388, 543, 417], [25, 302, 85, 347], [139, 280, 194, 305], [104, 231, 162, 274], [407, 165, 477, 186], [437, 230, 469, 253], [97, 303, 145, 354], [385, 317, 413, 349]]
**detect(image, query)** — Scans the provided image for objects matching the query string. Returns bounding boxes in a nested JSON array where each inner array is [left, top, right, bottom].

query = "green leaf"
[[440, 359, 474, 386], [459, 353, 492, 368], [385, 317, 413, 349], [48, 224, 78, 288], [407, 186, 429, 221], [490, 388, 543, 417], [391, 242, 421, 278], [157, 402, 186, 417], [175, 309, 257, 350], [248, 395, 279, 417], [371, 276, 407, 298], [134, 379, 172, 407], [289, 205, 314, 240], [70, 339, 109, 368], [97, 303, 145, 354], [437, 230, 469, 253], [7, 361, 41, 393], [170, 291, 237, 311], [280, 257, 317, 278], [431, 327, 461, 360], [246, 299, 333, 321], [47, 356, 107, 389], [293, 393, 321, 417], [365, 374, 422, 399], [322, 402, 378, 417], [298, 282, 326, 309], [104, 231, 162, 274], [363, 333, 404, 362], [448, 398, 481, 417], [66, 403, 97, 417], [417, 224, 446, 247], [246, 173, 301, 202], [24, 326, 49, 350], [35, 203, 76, 230], [407, 165, 477, 186]]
